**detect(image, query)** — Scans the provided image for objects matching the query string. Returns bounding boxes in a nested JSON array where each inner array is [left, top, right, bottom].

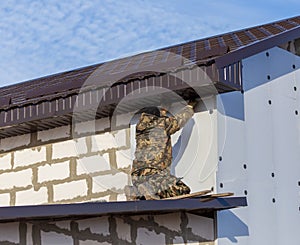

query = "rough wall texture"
[[0, 118, 132, 206], [0, 114, 216, 245], [0, 212, 215, 245]]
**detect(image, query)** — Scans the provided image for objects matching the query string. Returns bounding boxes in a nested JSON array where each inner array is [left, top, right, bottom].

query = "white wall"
[[217, 47, 300, 244], [171, 97, 217, 192], [129, 97, 218, 193]]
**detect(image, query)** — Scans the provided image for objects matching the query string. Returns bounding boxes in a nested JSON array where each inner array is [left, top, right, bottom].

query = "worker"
[[125, 100, 196, 200]]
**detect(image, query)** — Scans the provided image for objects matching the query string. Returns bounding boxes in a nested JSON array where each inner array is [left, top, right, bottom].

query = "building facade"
[[0, 16, 299, 244]]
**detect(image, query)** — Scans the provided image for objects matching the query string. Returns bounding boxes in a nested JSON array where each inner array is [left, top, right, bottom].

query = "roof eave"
[[0, 197, 247, 223], [215, 26, 300, 68]]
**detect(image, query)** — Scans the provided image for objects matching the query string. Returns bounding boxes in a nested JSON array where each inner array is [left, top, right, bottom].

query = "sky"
[[0, 0, 299, 87]]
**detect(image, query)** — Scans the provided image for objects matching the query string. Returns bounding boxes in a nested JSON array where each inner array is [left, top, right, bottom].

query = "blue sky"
[[0, 0, 299, 87]]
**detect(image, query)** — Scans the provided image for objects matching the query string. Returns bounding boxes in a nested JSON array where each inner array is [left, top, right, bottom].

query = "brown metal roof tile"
[[181, 43, 193, 60], [288, 20, 300, 26], [244, 30, 258, 41], [152, 50, 169, 64], [273, 23, 287, 31], [263, 24, 283, 34], [217, 36, 227, 47], [196, 40, 205, 53], [277, 20, 297, 30], [235, 31, 254, 45], [208, 37, 221, 50], [248, 28, 268, 40], [204, 39, 211, 50], [121, 55, 140, 71], [189, 42, 197, 62], [222, 34, 240, 50], [258, 27, 273, 36], [231, 33, 244, 47], [290, 17, 300, 24], [0, 97, 11, 107]]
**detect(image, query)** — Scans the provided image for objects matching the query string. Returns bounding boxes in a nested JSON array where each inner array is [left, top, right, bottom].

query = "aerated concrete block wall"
[[0, 102, 217, 207], [0, 117, 132, 206], [0, 110, 217, 245], [0, 212, 215, 245]]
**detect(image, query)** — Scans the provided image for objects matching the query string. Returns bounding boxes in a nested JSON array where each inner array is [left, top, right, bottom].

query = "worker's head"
[[159, 97, 172, 116], [136, 107, 160, 117], [159, 107, 168, 117]]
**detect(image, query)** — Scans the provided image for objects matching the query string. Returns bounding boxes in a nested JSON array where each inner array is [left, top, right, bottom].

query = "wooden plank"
[[163, 190, 212, 200], [200, 192, 234, 202]]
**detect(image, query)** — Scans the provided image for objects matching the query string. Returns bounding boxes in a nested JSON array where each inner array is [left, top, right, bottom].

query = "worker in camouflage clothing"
[[125, 101, 196, 200]]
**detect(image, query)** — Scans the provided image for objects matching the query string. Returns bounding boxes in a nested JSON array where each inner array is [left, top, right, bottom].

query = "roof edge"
[[215, 26, 300, 67], [0, 197, 247, 223]]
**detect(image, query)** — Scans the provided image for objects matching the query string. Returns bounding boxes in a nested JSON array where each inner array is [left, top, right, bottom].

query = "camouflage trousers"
[[129, 167, 190, 200]]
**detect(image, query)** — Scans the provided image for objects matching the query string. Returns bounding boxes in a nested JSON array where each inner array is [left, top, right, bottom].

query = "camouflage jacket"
[[132, 106, 194, 174]]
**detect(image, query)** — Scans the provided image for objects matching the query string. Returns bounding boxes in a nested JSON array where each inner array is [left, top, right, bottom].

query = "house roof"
[[0, 16, 300, 139]]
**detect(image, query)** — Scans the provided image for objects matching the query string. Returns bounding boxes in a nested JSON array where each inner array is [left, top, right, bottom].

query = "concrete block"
[[0, 223, 19, 243], [0, 153, 12, 170], [15, 186, 48, 206], [187, 213, 214, 241], [41, 231, 73, 245], [77, 155, 110, 175], [113, 129, 129, 148], [53, 221, 70, 230], [92, 172, 128, 193], [91, 195, 110, 203], [38, 161, 70, 183], [0, 169, 32, 190], [74, 138, 88, 155], [52, 140, 77, 159], [74, 117, 110, 135], [115, 149, 132, 168], [95, 117, 110, 132], [116, 217, 131, 242], [52, 138, 87, 160], [14, 147, 46, 168], [131, 215, 149, 221], [113, 112, 133, 128], [0, 193, 10, 206], [78, 217, 110, 235], [91, 132, 118, 152], [0, 134, 30, 151], [136, 228, 165, 245], [26, 224, 33, 245], [53, 179, 87, 201], [74, 120, 96, 135], [80, 240, 110, 245], [154, 213, 181, 232], [38, 125, 70, 142]]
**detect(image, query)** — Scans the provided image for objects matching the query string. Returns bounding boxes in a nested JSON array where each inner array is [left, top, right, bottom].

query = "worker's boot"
[[138, 183, 160, 200], [124, 185, 139, 201]]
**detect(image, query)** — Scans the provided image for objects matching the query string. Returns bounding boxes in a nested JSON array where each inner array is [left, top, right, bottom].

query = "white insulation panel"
[[217, 47, 300, 244]]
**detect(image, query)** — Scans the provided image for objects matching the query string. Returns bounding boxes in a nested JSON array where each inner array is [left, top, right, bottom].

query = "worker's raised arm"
[[165, 102, 195, 135]]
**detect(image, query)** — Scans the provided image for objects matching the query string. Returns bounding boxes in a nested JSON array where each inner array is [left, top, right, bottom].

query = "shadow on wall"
[[218, 91, 245, 121], [218, 46, 300, 122], [171, 118, 195, 174], [217, 210, 249, 243], [2, 212, 215, 244]]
